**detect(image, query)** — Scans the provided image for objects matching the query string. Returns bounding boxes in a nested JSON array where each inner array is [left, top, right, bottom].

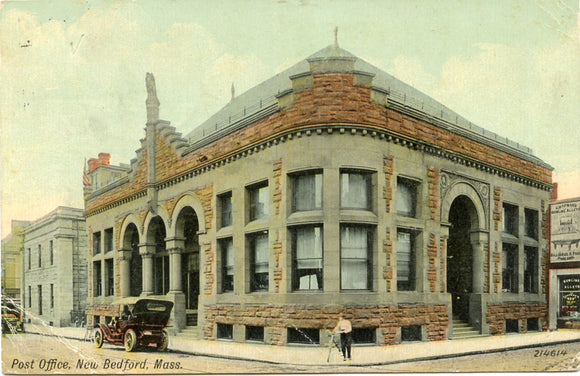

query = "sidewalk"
[[23, 324, 580, 366]]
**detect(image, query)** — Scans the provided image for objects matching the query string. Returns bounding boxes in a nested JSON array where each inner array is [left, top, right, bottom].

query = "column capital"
[[164, 236, 185, 250], [138, 243, 156, 256], [168, 247, 183, 255], [117, 248, 133, 261], [470, 230, 489, 244]]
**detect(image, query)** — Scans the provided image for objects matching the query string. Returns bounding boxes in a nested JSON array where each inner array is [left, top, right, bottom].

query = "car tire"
[[157, 330, 168, 352], [124, 329, 137, 352], [94, 329, 104, 348]]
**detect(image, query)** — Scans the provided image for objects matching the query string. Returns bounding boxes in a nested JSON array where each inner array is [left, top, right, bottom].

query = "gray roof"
[[184, 45, 547, 166]]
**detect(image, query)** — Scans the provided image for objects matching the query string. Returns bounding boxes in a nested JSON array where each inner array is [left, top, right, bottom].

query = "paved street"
[[2, 332, 580, 374]]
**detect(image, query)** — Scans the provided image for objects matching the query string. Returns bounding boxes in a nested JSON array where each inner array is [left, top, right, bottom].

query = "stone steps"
[[451, 318, 485, 340]]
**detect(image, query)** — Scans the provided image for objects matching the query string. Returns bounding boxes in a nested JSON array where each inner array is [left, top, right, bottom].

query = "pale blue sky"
[[1, 0, 578, 236]]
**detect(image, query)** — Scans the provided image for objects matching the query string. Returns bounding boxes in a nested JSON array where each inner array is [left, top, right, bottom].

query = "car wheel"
[[124, 329, 137, 352], [94, 329, 104, 348], [157, 330, 168, 352]]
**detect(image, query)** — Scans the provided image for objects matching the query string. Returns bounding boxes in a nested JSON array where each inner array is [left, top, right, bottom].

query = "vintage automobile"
[[94, 298, 173, 352], [2, 296, 24, 334]]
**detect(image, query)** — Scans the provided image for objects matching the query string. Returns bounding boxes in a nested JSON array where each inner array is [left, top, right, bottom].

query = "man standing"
[[333, 314, 352, 361]]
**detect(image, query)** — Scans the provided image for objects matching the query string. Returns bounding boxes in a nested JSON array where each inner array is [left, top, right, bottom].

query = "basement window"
[[401, 325, 422, 342], [506, 319, 519, 334], [352, 328, 376, 344], [527, 318, 540, 332], [217, 324, 233, 340], [287, 328, 319, 345], [246, 326, 264, 342]]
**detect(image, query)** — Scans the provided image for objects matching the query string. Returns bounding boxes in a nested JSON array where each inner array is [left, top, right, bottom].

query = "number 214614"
[[534, 349, 568, 357]]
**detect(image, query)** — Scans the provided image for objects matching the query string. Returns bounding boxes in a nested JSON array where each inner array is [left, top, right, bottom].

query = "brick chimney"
[[88, 153, 111, 173]]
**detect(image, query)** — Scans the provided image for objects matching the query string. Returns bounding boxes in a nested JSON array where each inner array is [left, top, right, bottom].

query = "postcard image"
[[1, 0, 580, 374]]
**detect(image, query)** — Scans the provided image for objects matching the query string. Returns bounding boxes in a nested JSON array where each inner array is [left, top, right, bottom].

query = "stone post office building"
[[84, 43, 553, 346]]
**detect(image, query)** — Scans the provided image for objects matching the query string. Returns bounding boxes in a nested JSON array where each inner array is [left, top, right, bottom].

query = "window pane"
[[252, 234, 269, 291], [397, 179, 417, 217], [340, 226, 371, 290], [222, 239, 234, 292], [341, 172, 370, 209], [397, 231, 415, 291], [524, 247, 538, 293], [250, 185, 270, 220], [294, 173, 322, 211], [221, 194, 232, 227], [502, 204, 518, 236], [341, 259, 368, 289], [502, 243, 518, 293], [341, 227, 368, 258], [294, 226, 323, 291]]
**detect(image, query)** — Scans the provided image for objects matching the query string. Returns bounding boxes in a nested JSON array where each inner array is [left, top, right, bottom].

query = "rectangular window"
[[527, 318, 540, 332], [38, 244, 42, 268], [220, 238, 234, 293], [93, 261, 102, 297], [397, 230, 416, 291], [250, 232, 269, 292], [28, 286, 31, 308], [292, 170, 323, 212], [506, 319, 519, 333], [248, 182, 270, 221], [340, 170, 372, 210], [28, 249, 31, 270], [502, 243, 518, 293], [352, 328, 376, 344], [104, 228, 114, 253], [246, 326, 264, 342], [93, 232, 102, 255], [292, 226, 323, 291], [105, 259, 114, 296], [219, 192, 233, 228], [38, 285, 43, 315], [524, 247, 538, 293], [401, 326, 422, 342], [559, 276, 580, 318], [50, 240, 54, 265], [50, 284, 54, 308], [524, 209, 538, 240], [340, 225, 372, 290], [397, 177, 418, 217], [502, 203, 519, 236], [217, 323, 233, 340], [287, 328, 320, 345], [154, 255, 170, 295]]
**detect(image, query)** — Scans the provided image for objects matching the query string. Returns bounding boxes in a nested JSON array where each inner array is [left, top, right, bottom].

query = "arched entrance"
[[447, 196, 477, 321], [175, 207, 200, 326], [147, 217, 169, 295], [123, 223, 142, 297]]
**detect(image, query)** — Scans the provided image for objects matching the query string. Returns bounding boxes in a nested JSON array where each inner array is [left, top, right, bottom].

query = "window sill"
[[339, 210, 378, 224], [287, 211, 324, 225]]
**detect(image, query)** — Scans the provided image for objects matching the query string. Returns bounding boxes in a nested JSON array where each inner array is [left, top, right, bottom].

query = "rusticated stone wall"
[[487, 303, 548, 335], [203, 304, 449, 345]]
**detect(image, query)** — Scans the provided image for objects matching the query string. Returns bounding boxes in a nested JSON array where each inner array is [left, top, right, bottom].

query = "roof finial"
[[231, 82, 235, 101], [334, 26, 339, 48]]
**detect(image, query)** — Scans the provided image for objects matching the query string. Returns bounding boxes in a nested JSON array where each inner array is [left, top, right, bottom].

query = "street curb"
[[24, 329, 580, 367]]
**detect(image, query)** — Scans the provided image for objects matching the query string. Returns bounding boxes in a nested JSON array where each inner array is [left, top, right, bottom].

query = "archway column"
[[165, 236, 185, 293], [470, 231, 489, 294], [118, 249, 133, 297], [139, 243, 156, 296]]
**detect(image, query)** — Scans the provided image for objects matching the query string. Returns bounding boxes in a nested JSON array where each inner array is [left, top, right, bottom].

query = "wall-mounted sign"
[[551, 198, 580, 263]]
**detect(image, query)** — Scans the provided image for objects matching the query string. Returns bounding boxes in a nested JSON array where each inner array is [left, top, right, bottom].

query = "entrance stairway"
[[178, 326, 199, 339], [451, 316, 485, 340]]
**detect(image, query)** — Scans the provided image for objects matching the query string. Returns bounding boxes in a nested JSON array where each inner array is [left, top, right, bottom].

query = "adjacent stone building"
[[23, 207, 88, 327], [84, 44, 553, 346], [1, 220, 32, 299]]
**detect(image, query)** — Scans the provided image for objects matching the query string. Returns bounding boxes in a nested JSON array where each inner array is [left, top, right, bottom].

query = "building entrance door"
[[447, 196, 474, 322]]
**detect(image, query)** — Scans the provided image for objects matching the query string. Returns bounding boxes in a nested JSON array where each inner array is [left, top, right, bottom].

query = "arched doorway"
[[123, 223, 142, 297], [147, 217, 169, 295], [175, 207, 200, 326], [447, 195, 477, 322]]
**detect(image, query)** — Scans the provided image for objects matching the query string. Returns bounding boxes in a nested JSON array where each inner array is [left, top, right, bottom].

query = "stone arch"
[[169, 193, 207, 238], [143, 206, 171, 242], [119, 213, 143, 250], [441, 181, 487, 230]]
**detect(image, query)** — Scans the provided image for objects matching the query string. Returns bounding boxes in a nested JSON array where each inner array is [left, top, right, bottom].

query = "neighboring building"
[[23, 207, 88, 327], [84, 43, 553, 346], [1, 220, 32, 299], [549, 196, 580, 330]]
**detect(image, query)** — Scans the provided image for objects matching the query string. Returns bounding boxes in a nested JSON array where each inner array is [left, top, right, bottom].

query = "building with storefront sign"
[[549, 197, 580, 330], [84, 43, 553, 346]]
